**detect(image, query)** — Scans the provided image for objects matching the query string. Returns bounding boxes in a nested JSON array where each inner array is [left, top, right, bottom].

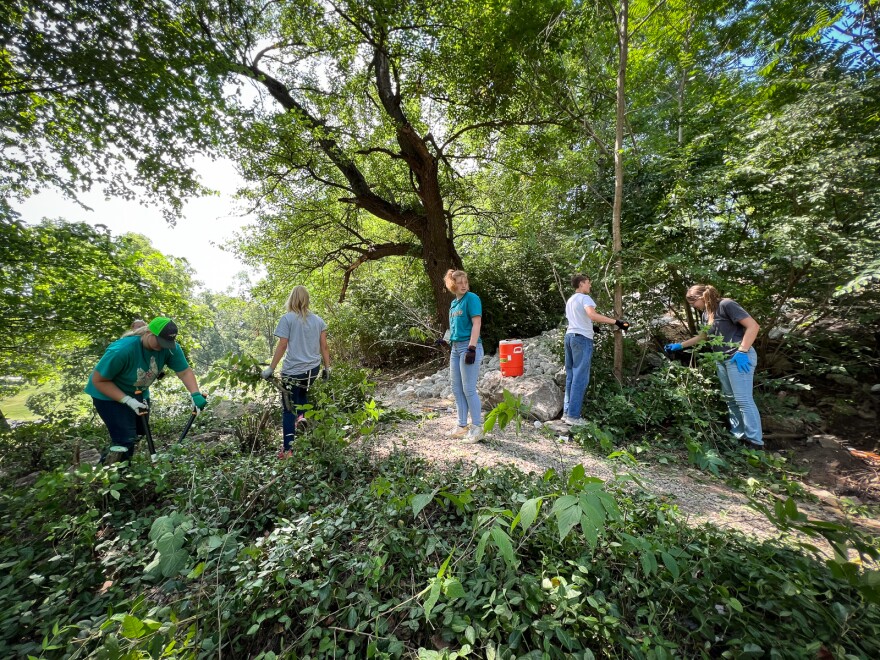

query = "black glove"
[[465, 345, 477, 365], [434, 338, 450, 350], [321, 367, 331, 381], [615, 319, 631, 332]]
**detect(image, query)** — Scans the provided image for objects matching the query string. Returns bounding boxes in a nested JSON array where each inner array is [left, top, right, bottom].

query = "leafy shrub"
[[0, 417, 105, 480], [2, 388, 878, 659]]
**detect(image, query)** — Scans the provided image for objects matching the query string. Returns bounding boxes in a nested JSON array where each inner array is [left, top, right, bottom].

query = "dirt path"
[[369, 391, 879, 548]]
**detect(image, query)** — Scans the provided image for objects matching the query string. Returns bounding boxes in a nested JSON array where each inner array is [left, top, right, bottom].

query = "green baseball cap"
[[148, 317, 179, 349]]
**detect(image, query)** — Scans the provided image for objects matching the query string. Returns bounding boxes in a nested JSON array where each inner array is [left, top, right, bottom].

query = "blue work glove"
[[729, 351, 751, 374], [664, 343, 683, 352], [261, 366, 274, 380], [465, 345, 477, 365], [434, 337, 449, 349], [190, 392, 208, 412]]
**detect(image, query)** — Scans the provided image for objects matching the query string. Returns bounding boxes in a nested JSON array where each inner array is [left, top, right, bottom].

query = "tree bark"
[[241, 50, 463, 329], [612, 0, 629, 383]]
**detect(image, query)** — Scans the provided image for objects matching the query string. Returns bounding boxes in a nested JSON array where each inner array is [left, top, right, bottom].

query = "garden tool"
[[134, 389, 157, 462], [178, 406, 199, 444]]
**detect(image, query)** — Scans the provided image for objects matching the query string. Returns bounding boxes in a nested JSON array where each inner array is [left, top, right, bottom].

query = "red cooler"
[[499, 339, 524, 377]]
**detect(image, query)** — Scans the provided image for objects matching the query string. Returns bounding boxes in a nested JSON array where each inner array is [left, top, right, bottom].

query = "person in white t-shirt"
[[563, 274, 630, 426]]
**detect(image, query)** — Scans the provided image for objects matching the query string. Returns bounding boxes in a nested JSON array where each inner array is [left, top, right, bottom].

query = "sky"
[[13, 156, 258, 293]]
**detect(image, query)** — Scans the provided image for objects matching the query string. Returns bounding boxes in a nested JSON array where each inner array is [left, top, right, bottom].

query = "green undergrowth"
[[574, 360, 840, 511], [1, 362, 878, 659], [1, 441, 879, 658]]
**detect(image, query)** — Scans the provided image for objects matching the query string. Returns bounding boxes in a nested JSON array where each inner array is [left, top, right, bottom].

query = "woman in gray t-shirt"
[[664, 284, 763, 449], [261, 285, 331, 458]]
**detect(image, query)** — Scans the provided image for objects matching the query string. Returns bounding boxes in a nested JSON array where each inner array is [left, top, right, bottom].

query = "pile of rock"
[[390, 329, 568, 421]]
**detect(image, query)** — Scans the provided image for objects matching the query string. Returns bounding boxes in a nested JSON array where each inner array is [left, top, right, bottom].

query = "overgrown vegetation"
[[1, 373, 878, 658], [2, 1, 879, 657]]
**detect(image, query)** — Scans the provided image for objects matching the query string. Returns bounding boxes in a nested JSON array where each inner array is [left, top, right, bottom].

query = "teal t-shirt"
[[449, 291, 483, 343], [84, 336, 189, 400]]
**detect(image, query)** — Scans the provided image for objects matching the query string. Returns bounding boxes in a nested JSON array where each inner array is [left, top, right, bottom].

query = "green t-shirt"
[[84, 336, 189, 401], [449, 291, 483, 343]]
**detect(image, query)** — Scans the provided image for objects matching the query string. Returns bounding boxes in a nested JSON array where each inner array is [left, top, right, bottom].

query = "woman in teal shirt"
[[84, 317, 207, 463], [444, 270, 484, 442]]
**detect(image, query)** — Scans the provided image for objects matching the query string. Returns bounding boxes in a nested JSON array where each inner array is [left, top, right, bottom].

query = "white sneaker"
[[563, 416, 585, 427], [447, 425, 470, 438], [466, 426, 485, 443]]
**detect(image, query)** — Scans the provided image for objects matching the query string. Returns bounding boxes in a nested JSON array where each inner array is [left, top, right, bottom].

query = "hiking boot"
[[562, 416, 585, 427], [447, 425, 470, 439], [277, 450, 294, 460]]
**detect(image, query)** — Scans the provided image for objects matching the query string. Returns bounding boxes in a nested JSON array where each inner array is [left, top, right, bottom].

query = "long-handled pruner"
[[178, 407, 199, 445], [134, 389, 158, 463]]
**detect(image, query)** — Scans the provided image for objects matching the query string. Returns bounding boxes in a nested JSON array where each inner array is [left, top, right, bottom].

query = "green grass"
[[0, 384, 57, 421]]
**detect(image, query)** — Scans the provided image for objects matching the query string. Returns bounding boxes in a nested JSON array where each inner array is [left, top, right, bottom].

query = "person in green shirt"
[[84, 317, 207, 463]]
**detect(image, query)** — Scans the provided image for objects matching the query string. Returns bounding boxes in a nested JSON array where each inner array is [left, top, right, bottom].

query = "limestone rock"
[[80, 448, 101, 465], [827, 373, 859, 388], [478, 371, 564, 421], [764, 415, 807, 435], [14, 472, 40, 489]]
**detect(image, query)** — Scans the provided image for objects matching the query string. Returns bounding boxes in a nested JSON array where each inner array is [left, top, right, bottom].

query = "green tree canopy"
[[1, 0, 227, 216]]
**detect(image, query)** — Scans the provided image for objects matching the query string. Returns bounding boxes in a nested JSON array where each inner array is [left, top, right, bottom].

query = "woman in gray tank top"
[[665, 284, 764, 449]]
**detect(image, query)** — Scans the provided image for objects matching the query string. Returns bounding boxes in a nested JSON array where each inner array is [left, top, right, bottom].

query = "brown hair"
[[444, 269, 469, 293], [571, 274, 591, 289], [687, 284, 722, 324]]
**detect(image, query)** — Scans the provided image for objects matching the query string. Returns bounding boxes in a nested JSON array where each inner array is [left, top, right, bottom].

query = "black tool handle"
[[178, 408, 198, 444], [134, 389, 157, 462]]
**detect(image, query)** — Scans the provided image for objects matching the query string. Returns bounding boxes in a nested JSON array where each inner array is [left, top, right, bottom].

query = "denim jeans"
[[280, 366, 320, 450], [450, 341, 483, 426], [93, 397, 147, 463], [715, 348, 763, 446], [563, 333, 594, 419]]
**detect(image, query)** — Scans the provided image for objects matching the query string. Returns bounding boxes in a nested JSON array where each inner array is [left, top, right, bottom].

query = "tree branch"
[[339, 242, 420, 301]]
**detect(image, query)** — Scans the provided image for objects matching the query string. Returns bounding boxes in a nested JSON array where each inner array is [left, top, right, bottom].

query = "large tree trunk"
[[242, 49, 464, 330], [422, 235, 463, 329], [612, 0, 629, 383]]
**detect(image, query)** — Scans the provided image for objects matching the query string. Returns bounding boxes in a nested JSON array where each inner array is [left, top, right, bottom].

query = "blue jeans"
[[564, 333, 594, 419], [450, 342, 483, 426], [93, 397, 147, 463], [715, 348, 763, 446], [280, 366, 320, 450]]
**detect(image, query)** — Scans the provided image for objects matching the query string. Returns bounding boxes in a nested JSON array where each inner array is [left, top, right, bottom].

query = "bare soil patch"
[[369, 389, 880, 549]]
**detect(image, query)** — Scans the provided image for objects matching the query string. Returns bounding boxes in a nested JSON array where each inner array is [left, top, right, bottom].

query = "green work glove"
[[190, 392, 208, 411]]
